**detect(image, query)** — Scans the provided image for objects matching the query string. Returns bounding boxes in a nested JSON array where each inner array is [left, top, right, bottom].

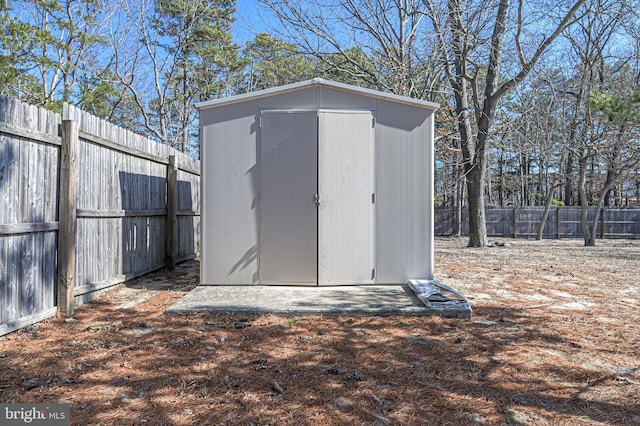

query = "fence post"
[[556, 207, 561, 239], [600, 208, 606, 239], [166, 155, 178, 269], [512, 207, 518, 238], [57, 120, 78, 317]]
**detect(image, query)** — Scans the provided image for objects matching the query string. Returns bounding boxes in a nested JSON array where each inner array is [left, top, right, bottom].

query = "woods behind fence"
[[0, 96, 200, 336], [435, 207, 640, 239]]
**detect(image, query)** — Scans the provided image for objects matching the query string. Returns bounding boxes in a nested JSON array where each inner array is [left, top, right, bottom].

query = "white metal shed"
[[196, 78, 439, 286]]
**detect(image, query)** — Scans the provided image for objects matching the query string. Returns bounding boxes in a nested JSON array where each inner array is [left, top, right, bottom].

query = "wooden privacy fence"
[[0, 97, 59, 336], [0, 96, 200, 336], [435, 207, 640, 239]]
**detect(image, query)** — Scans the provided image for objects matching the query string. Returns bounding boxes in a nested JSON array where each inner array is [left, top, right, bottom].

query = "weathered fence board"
[[0, 96, 59, 335], [1, 96, 200, 334], [177, 165, 200, 262], [63, 104, 201, 304], [435, 207, 640, 239]]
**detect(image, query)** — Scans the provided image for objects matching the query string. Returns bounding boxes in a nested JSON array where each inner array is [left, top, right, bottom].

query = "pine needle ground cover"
[[1, 238, 638, 425]]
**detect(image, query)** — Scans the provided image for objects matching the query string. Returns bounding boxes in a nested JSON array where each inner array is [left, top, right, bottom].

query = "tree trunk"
[[462, 0, 510, 247], [578, 156, 595, 246], [564, 84, 586, 207], [444, 0, 585, 247], [603, 173, 613, 206], [564, 149, 574, 205], [452, 159, 462, 237], [520, 151, 528, 206], [538, 155, 545, 205], [182, 53, 190, 153], [602, 145, 619, 206], [499, 147, 505, 206], [537, 183, 561, 240], [589, 171, 619, 243], [454, 189, 463, 237], [465, 159, 488, 247], [448, 0, 488, 247]]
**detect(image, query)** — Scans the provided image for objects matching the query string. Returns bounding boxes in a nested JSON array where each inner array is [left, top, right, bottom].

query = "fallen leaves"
[[0, 238, 638, 425]]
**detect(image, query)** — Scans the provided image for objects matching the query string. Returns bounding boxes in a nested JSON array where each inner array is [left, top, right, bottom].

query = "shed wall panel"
[[316, 88, 376, 110], [260, 88, 318, 110], [199, 82, 437, 286], [259, 87, 376, 111], [200, 103, 260, 284], [375, 101, 433, 283], [259, 111, 318, 284], [318, 110, 375, 284]]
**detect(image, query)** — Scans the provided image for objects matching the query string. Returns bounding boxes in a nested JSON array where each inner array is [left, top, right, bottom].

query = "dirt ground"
[[1, 237, 639, 425]]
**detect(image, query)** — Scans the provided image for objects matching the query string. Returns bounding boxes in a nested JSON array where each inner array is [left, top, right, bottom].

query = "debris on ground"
[[0, 238, 638, 425]]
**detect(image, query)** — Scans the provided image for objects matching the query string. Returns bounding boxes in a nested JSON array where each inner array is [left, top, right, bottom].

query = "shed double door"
[[259, 110, 375, 285]]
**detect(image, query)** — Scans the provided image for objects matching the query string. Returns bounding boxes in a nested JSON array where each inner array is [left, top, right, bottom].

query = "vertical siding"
[[318, 110, 375, 285], [259, 111, 318, 284], [198, 84, 436, 286], [375, 101, 432, 283], [260, 87, 318, 109], [425, 113, 435, 280], [200, 103, 260, 284], [259, 86, 376, 110]]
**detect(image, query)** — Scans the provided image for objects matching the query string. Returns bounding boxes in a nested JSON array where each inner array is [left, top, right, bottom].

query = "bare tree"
[[577, 89, 640, 245], [108, 0, 238, 153], [108, 0, 174, 144], [258, 0, 445, 98], [556, 0, 639, 245], [426, 0, 587, 246], [257, 0, 587, 246]]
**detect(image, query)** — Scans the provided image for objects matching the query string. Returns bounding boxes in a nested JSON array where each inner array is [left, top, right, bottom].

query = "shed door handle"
[[314, 193, 321, 206]]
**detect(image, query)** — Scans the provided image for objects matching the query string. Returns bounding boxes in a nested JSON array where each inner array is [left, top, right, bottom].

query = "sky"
[[233, 0, 275, 44]]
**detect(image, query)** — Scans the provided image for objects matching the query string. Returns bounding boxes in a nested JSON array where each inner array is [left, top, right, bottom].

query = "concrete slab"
[[167, 285, 470, 318]]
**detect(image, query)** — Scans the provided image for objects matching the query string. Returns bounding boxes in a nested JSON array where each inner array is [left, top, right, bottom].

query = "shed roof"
[[195, 78, 440, 111]]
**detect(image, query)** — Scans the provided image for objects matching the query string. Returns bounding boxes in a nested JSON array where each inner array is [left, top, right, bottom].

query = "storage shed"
[[196, 78, 439, 286]]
